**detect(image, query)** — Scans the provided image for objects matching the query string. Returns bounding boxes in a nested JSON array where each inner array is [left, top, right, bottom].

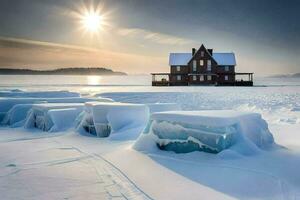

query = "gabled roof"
[[187, 44, 217, 65], [169, 52, 236, 66], [169, 53, 192, 66], [212, 53, 236, 66]]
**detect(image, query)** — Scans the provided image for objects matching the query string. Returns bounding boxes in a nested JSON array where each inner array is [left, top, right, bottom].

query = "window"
[[207, 75, 212, 81], [200, 75, 204, 81], [200, 51, 204, 57], [193, 65, 197, 72], [225, 75, 228, 81], [176, 66, 180, 72], [193, 60, 197, 71], [200, 60, 204, 66], [207, 65, 211, 71], [177, 75, 181, 81], [207, 60, 211, 66], [193, 75, 197, 81], [207, 60, 211, 71], [225, 66, 229, 71]]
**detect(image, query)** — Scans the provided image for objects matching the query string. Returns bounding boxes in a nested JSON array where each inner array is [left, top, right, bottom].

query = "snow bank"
[[0, 97, 113, 122], [134, 110, 275, 155], [24, 103, 84, 132], [0, 90, 80, 98], [78, 102, 149, 137]]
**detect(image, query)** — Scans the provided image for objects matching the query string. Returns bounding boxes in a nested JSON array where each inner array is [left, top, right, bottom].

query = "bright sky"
[[0, 0, 299, 75]]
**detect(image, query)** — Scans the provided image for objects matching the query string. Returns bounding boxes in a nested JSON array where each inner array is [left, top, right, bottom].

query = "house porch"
[[151, 72, 254, 86]]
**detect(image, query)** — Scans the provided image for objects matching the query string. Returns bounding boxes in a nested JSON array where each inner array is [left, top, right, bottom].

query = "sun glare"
[[72, 2, 109, 36], [81, 11, 103, 33], [87, 75, 101, 85]]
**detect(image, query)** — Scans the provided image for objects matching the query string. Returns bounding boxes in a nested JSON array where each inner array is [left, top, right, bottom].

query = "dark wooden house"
[[152, 44, 253, 86]]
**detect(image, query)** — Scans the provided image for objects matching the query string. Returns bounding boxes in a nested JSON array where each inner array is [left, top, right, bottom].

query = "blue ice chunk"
[[148, 120, 237, 153]]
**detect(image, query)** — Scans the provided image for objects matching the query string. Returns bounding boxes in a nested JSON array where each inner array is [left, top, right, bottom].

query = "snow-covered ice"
[[146, 103, 181, 113], [135, 110, 274, 154], [0, 96, 112, 114], [1, 104, 34, 127], [0, 82, 300, 199], [78, 102, 149, 137], [0, 97, 113, 125], [46, 108, 84, 132], [24, 103, 84, 132]]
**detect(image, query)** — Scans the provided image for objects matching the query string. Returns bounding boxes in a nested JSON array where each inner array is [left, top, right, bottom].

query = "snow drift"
[[134, 110, 275, 155]]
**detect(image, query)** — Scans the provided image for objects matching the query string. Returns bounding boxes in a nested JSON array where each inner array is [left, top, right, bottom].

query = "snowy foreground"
[[1, 88, 300, 200]]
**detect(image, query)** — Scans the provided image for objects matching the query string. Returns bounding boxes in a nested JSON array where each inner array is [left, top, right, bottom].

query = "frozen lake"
[[1, 75, 300, 199], [1, 74, 300, 89], [2, 75, 300, 117], [1, 75, 300, 131]]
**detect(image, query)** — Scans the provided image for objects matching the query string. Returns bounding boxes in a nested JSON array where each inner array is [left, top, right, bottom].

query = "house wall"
[[170, 65, 189, 74], [170, 65, 189, 85], [169, 74, 188, 86], [188, 75, 217, 85], [216, 65, 235, 74], [187, 45, 218, 85], [217, 74, 235, 83], [216, 65, 235, 84]]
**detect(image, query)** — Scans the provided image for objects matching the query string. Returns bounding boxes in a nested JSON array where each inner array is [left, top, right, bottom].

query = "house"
[[151, 44, 253, 86]]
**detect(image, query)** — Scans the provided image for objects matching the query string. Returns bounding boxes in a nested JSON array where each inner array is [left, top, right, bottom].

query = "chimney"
[[192, 48, 196, 55], [208, 49, 213, 55]]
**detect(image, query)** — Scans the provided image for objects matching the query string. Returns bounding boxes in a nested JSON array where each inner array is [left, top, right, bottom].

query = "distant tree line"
[[0, 67, 127, 75]]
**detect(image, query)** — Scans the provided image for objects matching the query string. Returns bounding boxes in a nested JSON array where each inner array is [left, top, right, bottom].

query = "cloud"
[[0, 36, 167, 74], [0, 36, 97, 53], [117, 28, 193, 45]]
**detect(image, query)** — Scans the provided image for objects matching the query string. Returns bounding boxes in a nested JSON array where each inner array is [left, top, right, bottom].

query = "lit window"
[[176, 66, 180, 71], [177, 75, 181, 81], [200, 51, 204, 57], [200, 75, 204, 81], [207, 75, 212, 81], [225, 75, 228, 81], [225, 66, 229, 71], [200, 60, 204, 66], [193, 75, 196, 81]]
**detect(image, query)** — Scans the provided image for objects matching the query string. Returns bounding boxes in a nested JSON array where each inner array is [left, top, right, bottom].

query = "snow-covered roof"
[[212, 53, 236, 66], [169, 52, 236, 66], [169, 53, 192, 66]]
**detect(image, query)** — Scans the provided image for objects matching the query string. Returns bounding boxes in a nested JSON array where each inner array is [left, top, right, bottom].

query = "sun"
[[71, 2, 110, 36], [81, 11, 103, 33]]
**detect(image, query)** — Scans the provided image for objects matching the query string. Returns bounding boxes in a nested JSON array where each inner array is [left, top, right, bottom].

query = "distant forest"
[[0, 67, 127, 75]]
